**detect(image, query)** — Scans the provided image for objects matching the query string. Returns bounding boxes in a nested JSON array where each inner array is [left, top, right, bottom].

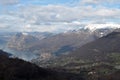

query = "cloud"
[[80, 0, 120, 5], [0, 0, 19, 5], [81, 0, 100, 4], [18, 5, 120, 23], [0, 0, 120, 32]]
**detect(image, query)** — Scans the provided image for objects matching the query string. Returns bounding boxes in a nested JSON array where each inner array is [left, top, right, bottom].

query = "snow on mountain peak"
[[84, 24, 120, 31], [22, 32, 28, 36]]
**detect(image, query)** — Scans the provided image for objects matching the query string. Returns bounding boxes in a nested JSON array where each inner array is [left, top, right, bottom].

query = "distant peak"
[[15, 32, 29, 37], [22, 32, 28, 36], [84, 24, 120, 31], [15, 32, 23, 37]]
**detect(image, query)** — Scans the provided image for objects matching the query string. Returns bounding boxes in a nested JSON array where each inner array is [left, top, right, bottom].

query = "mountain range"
[[69, 31, 120, 61], [0, 26, 119, 61], [0, 26, 120, 80], [32, 30, 120, 74], [6, 28, 114, 60]]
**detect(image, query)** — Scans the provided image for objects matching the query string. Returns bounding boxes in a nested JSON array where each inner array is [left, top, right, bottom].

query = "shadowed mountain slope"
[[69, 32, 120, 61]]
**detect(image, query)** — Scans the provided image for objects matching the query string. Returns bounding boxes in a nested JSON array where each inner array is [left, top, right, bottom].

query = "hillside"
[[28, 28, 113, 55], [5, 28, 114, 61], [0, 50, 84, 80], [0, 50, 120, 80], [69, 31, 120, 61], [32, 31, 120, 76]]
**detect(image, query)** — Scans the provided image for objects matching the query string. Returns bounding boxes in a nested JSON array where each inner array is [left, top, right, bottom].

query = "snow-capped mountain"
[[1, 24, 120, 61], [62, 24, 120, 34], [84, 24, 120, 32]]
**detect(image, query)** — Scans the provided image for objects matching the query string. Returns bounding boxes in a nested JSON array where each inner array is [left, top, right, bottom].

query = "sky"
[[0, 0, 120, 32]]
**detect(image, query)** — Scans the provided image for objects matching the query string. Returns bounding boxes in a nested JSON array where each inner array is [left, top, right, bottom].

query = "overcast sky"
[[0, 0, 120, 32]]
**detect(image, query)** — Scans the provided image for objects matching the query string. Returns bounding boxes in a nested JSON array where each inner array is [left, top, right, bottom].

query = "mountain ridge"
[[69, 31, 120, 61]]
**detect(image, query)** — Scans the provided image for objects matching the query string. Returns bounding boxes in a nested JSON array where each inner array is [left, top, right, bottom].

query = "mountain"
[[28, 28, 114, 55], [30, 28, 114, 62], [6, 33, 41, 61], [32, 31, 120, 74], [84, 24, 120, 31], [0, 50, 11, 57], [0, 32, 15, 49], [7, 33, 40, 51], [27, 32, 55, 40], [69, 31, 120, 61], [0, 32, 55, 61], [30, 30, 120, 80], [1, 28, 120, 80], [6, 28, 116, 61]]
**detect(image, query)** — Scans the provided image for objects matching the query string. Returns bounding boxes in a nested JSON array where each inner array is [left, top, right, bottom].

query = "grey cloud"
[[0, 0, 19, 5], [80, 0, 120, 5], [81, 0, 100, 5], [18, 5, 120, 23], [0, 0, 120, 32]]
